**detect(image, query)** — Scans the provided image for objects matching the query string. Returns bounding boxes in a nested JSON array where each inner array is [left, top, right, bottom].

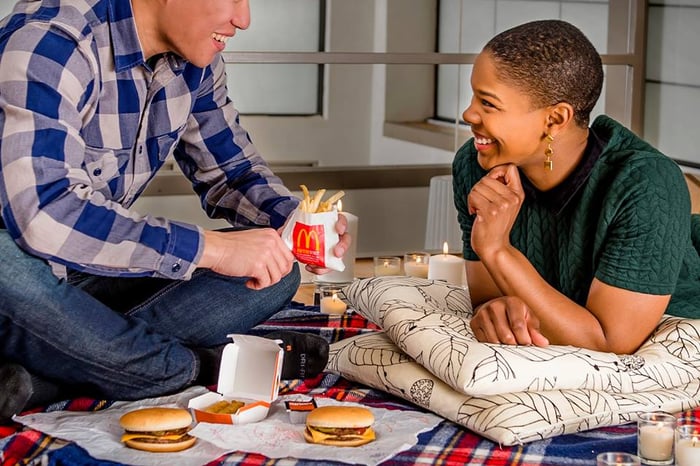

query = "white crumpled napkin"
[[15, 386, 442, 466], [15, 386, 228, 466], [190, 395, 442, 465]]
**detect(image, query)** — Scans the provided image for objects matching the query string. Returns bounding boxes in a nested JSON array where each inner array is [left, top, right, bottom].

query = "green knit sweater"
[[452, 115, 700, 318]]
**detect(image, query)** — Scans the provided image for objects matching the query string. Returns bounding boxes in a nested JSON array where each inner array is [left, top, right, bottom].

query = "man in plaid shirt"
[[0, 0, 344, 421]]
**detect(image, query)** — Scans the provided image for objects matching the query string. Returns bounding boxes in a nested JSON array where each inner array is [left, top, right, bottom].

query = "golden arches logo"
[[291, 222, 325, 267], [296, 228, 321, 252]]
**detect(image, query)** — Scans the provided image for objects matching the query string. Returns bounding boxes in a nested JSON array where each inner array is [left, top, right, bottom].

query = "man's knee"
[[280, 262, 301, 298]]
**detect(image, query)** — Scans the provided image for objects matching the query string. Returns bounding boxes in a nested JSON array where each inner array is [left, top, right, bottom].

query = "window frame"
[[222, 0, 646, 145], [147, 0, 647, 195]]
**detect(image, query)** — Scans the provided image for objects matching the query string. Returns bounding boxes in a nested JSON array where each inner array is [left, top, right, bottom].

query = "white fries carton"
[[281, 208, 344, 272], [188, 334, 283, 424]]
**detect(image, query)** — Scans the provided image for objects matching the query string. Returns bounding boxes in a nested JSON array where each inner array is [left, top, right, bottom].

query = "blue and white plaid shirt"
[[0, 0, 298, 279]]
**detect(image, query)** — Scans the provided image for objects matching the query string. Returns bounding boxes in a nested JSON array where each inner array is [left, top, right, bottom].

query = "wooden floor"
[[293, 258, 374, 305]]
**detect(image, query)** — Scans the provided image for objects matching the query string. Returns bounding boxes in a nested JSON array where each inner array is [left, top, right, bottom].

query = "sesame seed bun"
[[119, 407, 196, 453], [119, 407, 193, 432], [304, 406, 376, 447], [305, 406, 375, 428]]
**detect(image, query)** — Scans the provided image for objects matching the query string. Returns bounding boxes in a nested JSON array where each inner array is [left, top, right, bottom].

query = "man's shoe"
[[0, 363, 32, 424], [265, 331, 329, 380]]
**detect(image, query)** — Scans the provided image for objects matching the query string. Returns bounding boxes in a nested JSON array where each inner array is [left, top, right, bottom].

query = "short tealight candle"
[[637, 412, 675, 465], [319, 286, 347, 315], [373, 256, 402, 277], [403, 252, 430, 278], [675, 424, 700, 466], [595, 452, 641, 466]]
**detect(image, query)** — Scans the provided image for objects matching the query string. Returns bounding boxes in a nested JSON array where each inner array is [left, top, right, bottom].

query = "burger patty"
[[308, 426, 369, 436], [123, 427, 193, 443], [127, 434, 194, 444]]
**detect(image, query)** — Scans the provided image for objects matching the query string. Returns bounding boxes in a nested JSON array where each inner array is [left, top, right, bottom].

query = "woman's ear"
[[546, 102, 575, 132]]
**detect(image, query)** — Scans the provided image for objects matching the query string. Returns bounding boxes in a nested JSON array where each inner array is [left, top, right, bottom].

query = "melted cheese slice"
[[121, 432, 187, 442], [307, 427, 375, 443]]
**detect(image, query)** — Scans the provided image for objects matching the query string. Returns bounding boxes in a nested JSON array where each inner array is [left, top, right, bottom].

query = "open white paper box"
[[188, 334, 284, 424]]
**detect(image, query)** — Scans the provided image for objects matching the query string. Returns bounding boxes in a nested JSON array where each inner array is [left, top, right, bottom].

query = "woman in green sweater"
[[453, 19, 700, 354]]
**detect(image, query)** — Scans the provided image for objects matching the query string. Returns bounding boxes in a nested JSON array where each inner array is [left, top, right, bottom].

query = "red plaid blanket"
[[2, 303, 695, 466]]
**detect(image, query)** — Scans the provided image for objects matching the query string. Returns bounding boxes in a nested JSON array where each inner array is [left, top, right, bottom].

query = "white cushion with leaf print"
[[326, 276, 700, 445]]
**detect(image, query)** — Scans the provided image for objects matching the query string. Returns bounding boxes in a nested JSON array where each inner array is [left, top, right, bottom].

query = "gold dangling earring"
[[544, 134, 554, 171]]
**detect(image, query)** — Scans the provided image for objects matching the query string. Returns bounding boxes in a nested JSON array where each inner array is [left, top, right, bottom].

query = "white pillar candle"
[[639, 424, 674, 461], [428, 242, 466, 286], [320, 293, 347, 315], [321, 200, 358, 284]]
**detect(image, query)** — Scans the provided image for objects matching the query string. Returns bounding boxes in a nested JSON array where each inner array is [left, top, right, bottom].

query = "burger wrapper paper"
[[14, 387, 441, 466], [13, 386, 230, 466], [281, 207, 345, 272], [190, 395, 442, 464]]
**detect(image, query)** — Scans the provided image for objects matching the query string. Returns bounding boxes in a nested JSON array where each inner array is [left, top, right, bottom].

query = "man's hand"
[[199, 228, 296, 290], [470, 296, 549, 347]]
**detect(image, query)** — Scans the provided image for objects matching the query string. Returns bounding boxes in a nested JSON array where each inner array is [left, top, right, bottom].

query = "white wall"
[[0, 3, 14, 22], [369, 0, 456, 165], [644, 3, 700, 165], [133, 187, 431, 257], [436, 0, 608, 127]]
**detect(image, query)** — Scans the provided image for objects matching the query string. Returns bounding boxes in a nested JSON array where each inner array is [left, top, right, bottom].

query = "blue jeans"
[[0, 229, 299, 400]]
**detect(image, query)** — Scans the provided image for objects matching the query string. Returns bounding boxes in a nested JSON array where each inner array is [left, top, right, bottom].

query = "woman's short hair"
[[483, 20, 603, 128]]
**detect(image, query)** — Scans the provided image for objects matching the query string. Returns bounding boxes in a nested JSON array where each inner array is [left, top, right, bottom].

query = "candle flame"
[[332, 293, 338, 302], [337, 199, 343, 212], [416, 256, 423, 264], [443, 241, 449, 255]]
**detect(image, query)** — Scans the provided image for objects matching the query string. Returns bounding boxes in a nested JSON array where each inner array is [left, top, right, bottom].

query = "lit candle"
[[404, 252, 429, 278], [373, 256, 401, 276], [637, 412, 676, 464], [428, 242, 466, 286], [676, 436, 700, 466], [320, 293, 347, 315], [321, 200, 359, 284], [639, 423, 674, 462], [595, 452, 641, 466]]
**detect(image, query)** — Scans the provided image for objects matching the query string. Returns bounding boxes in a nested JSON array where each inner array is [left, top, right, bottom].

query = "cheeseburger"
[[304, 406, 376, 447], [119, 407, 196, 452]]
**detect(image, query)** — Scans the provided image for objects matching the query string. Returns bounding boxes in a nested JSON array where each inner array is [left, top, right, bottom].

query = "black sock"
[[27, 374, 65, 408], [192, 344, 227, 387], [0, 363, 32, 424], [264, 331, 329, 380]]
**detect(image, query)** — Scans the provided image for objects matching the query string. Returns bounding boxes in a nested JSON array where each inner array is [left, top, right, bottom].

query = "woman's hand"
[[470, 296, 550, 347], [467, 164, 525, 258]]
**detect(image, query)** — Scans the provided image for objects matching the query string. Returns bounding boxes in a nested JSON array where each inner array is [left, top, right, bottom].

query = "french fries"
[[299, 185, 345, 213]]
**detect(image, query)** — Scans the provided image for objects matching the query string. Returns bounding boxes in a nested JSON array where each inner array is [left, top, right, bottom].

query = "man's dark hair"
[[483, 20, 603, 127]]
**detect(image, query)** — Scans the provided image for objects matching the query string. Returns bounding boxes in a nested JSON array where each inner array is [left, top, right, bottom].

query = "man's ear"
[[546, 102, 575, 132]]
